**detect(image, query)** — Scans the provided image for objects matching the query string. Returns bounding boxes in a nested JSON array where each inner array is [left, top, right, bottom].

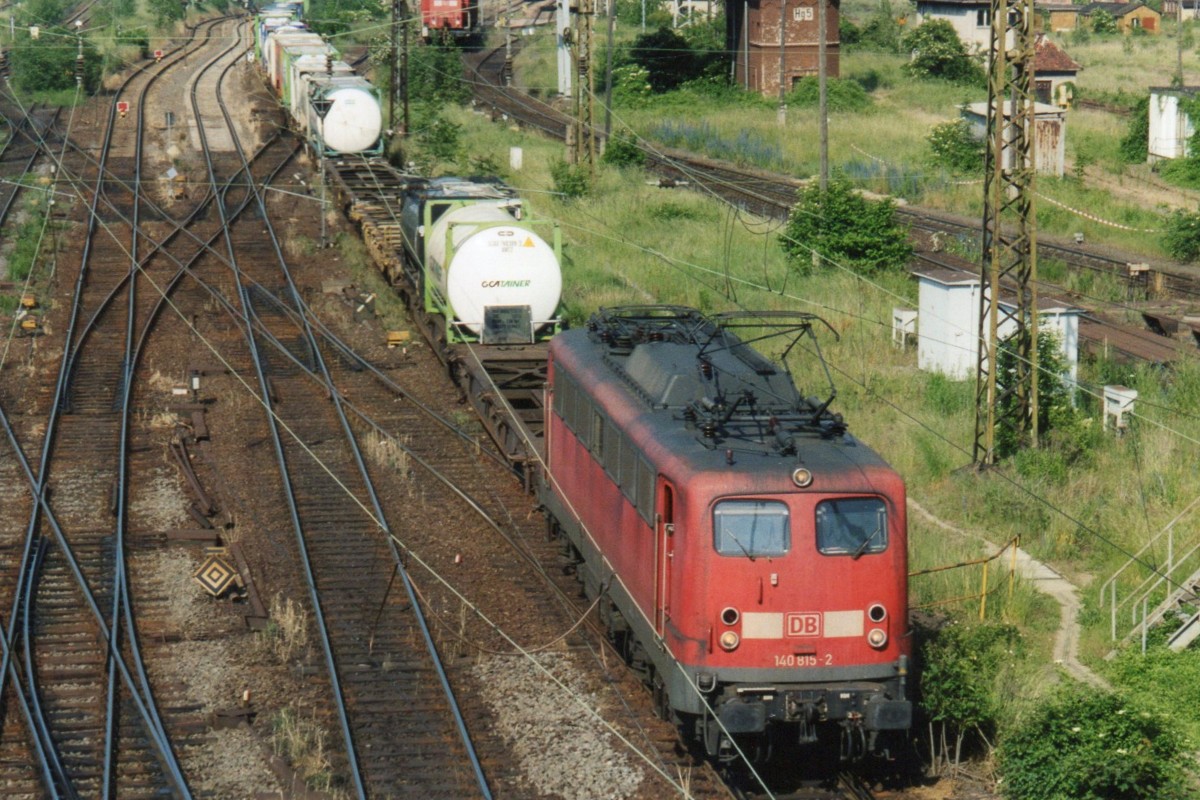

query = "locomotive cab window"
[[815, 498, 887, 557], [713, 500, 789, 558]]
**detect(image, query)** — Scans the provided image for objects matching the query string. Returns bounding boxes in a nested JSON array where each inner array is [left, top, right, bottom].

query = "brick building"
[[726, 0, 840, 98]]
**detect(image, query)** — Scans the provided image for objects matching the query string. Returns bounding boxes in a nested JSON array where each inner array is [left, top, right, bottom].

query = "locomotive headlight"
[[720, 607, 740, 626], [867, 628, 888, 649], [791, 467, 814, 488], [868, 603, 887, 623], [719, 631, 740, 651]]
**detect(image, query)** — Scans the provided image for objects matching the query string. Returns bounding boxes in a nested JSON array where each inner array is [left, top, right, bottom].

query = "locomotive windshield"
[[713, 500, 790, 558], [815, 498, 888, 557]]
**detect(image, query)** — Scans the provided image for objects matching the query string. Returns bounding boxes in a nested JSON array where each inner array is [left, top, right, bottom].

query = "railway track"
[[0, 15, 248, 797], [465, 42, 1200, 312]]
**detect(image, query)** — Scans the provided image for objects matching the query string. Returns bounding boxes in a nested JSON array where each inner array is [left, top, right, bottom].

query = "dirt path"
[[908, 498, 1110, 690]]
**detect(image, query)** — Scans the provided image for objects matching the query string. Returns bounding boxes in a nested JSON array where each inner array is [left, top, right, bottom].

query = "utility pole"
[[818, 0, 828, 190], [390, 0, 399, 132], [974, 0, 1038, 465], [604, 0, 615, 137], [572, 0, 596, 172], [401, 7, 410, 137], [777, 0, 786, 124]]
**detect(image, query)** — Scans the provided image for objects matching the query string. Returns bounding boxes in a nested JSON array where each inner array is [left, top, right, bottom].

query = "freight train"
[[329, 166, 912, 763], [253, 2, 384, 157]]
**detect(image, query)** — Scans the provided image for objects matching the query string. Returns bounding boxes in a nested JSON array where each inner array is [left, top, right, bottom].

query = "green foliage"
[[628, 27, 699, 92], [417, 116, 462, 163], [22, 0, 70, 22], [927, 117, 983, 173], [601, 129, 645, 168], [1106, 645, 1200, 743], [902, 20, 985, 85], [409, 43, 471, 108], [611, 63, 654, 107], [840, 17, 862, 45], [921, 622, 1020, 765], [550, 160, 591, 199], [147, 0, 185, 25], [995, 330, 1082, 459], [857, 0, 905, 52], [780, 173, 913, 275], [5, 195, 51, 281], [1091, 8, 1119, 34], [614, 0, 671, 28], [924, 373, 972, 417], [785, 77, 872, 112], [305, 0, 386, 36], [999, 687, 1193, 800], [678, 17, 727, 84], [1162, 208, 1200, 261], [8, 29, 102, 95]]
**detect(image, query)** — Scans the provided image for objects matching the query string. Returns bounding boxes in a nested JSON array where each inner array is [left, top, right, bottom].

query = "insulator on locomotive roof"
[[699, 359, 713, 380], [702, 420, 717, 439]]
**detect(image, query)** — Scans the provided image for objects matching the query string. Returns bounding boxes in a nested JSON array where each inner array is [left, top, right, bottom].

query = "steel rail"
[[216, 20, 491, 794], [0, 17, 229, 796], [189, 21, 371, 797]]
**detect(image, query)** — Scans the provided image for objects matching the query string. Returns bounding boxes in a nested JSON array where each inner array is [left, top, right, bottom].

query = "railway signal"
[[155, 49, 164, 62], [118, 101, 130, 118]]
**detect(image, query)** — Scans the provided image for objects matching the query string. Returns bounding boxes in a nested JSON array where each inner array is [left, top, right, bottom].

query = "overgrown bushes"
[[779, 173, 912, 274], [998, 687, 1193, 800]]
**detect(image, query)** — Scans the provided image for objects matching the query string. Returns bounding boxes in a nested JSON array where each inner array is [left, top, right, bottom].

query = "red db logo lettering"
[[787, 613, 821, 637]]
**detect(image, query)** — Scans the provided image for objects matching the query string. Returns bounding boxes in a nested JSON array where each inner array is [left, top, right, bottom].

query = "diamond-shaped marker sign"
[[193, 554, 237, 597]]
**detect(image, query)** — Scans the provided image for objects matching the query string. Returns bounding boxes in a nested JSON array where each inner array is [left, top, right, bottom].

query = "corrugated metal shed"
[[962, 101, 1067, 177]]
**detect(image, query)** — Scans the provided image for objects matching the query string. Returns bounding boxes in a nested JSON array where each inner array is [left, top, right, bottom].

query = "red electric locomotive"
[[542, 306, 912, 762], [420, 0, 475, 39]]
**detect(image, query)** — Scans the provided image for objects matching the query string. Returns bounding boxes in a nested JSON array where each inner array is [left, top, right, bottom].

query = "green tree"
[[994, 329, 1081, 459], [1091, 8, 1119, 34], [306, 0, 386, 36], [628, 27, 697, 92], [1163, 208, 1200, 261], [8, 28, 102, 94], [927, 116, 984, 172], [779, 173, 913, 275], [902, 19, 985, 84], [147, 0, 185, 25], [859, 0, 905, 52], [409, 43, 471, 107], [1118, 95, 1149, 164], [601, 129, 645, 168], [999, 687, 1192, 800], [920, 623, 1020, 772]]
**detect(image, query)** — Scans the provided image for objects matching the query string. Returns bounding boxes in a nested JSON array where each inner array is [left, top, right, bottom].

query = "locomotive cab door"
[[654, 479, 676, 638]]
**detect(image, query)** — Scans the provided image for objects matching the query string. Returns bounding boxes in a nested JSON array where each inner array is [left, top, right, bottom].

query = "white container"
[[426, 205, 562, 336]]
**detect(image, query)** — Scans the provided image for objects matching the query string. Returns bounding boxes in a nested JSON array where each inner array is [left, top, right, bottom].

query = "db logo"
[[787, 613, 821, 637]]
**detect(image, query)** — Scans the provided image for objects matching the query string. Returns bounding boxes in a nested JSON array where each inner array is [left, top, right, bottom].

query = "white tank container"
[[426, 205, 562, 335], [306, 77, 382, 154]]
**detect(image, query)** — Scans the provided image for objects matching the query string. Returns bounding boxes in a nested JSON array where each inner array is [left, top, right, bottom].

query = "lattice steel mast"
[[571, 0, 596, 172], [975, 0, 1038, 465]]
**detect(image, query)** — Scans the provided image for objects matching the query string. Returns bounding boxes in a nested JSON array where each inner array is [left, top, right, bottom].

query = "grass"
[[511, 15, 1200, 259], [415, 92, 1200, 750]]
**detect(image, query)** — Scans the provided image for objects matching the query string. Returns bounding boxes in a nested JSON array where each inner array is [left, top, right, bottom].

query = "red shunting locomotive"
[[542, 306, 912, 762], [420, 0, 475, 38]]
